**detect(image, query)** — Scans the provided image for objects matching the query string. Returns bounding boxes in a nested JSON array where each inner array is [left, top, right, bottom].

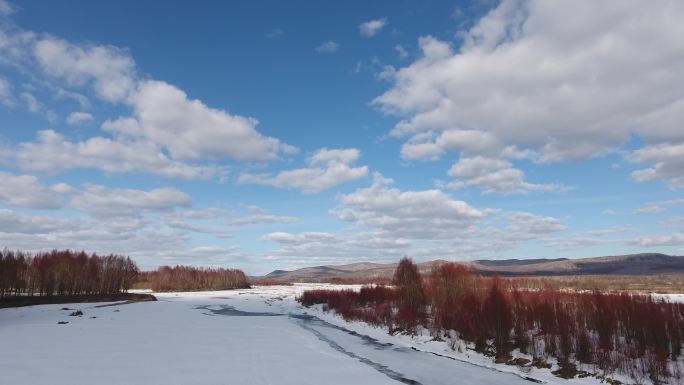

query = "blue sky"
[[0, 0, 683, 274]]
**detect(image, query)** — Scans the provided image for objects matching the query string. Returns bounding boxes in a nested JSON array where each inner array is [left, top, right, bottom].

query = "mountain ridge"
[[260, 253, 684, 282]]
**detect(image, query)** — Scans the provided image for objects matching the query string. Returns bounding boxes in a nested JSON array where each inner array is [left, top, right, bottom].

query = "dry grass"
[[507, 274, 684, 294]]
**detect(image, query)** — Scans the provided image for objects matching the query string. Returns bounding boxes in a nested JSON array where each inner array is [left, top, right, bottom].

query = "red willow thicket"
[[0, 249, 138, 297], [298, 257, 684, 382], [140, 265, 250, 292]]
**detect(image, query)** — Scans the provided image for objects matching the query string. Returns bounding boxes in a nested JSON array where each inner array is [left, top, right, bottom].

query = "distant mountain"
[[261, 253, 684, 282]]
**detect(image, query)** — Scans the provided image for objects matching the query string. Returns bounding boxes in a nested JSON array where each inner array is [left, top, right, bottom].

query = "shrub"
[[297, 258, 684, 382]]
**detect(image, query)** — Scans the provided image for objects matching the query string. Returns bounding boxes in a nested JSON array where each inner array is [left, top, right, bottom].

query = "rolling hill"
[[261, 253, 684, 282]]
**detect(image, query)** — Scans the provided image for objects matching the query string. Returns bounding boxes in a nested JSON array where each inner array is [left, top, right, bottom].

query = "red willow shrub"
[[298, 260, 684, 381], [393, 257, 426, 330], [0, 249, 138, 297], [144, 265, 250, 292], [482, 277, 513, 359], [297, 285, 397, 327]]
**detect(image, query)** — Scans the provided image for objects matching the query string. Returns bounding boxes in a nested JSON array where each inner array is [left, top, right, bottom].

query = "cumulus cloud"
[[395, 44, 408, 60], [629, 143, 684, 189], [0, 209, 80, 234], [71, 185, 191, 217], [262, 230, 411, 267], [103, 80, 295, 162], [260, 176, 565, 264], [375, 0, 684, 186], [0, 18, 295, 180], [335, 173, 483, 239], [0, 171, 74, 209], [630, 233, 684, 247], [446, 156, 563, 194], [359, 18, 387, 37], [34, 36, 136, 103], [14, 130, 219, 179], [238, 148, 368, 193], [20, 91, 41, 112], [0, 209, 195, 268], [316, 41, 339, 54], [336, 173, 563, 243], [66, 111, 94, 125]]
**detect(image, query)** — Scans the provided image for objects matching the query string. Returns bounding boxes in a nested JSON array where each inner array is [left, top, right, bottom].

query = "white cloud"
[[15, 130, 219, 179], [630, 143, 684, 189], [263, 231, 336, 245], [395, 44, 408, 60], [0, 0, 14, 16], [20, 91, 40, 112], [376, 65, 396, 82], [636, 205, 665, 214], [635, 198, 684, 214], [55, 88, 90, 109], [0, 171, 73, 209], [103, 80, 296, 162], [0, 209, 195, 268], [1, 21, 295, 180], [266, 28, 284, 39], [230, 214, 297, 226], [71, 185, 191, 217], [262, 230, 411, 267], [66, 111, 94, 125], [502, 211, 565, 238], [0, 209, 80, 234], [631, 233, 684, 247], [316, 41, 339, 54], [401, 129, 501, 160], [446, 156, 563, 194], [359, 18, 388, 37], [239, 148, 368, 193], [34, 36, 136, 103], [260, 176, 565, 265], [375, 0, 684, 175], [601, 209, 618, 216], [0, 76, 13, 106], [335, 173, 483, 239]]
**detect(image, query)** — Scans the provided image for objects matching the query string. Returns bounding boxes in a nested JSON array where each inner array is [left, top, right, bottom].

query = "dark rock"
[[531, 358, 552, 369], [57, 321, 68, 324], [506, 358, 531, 366], [69, 310, 83, 316]]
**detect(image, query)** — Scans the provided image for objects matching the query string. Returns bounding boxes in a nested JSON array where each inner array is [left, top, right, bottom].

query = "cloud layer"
[[376, 0, 684, 190]]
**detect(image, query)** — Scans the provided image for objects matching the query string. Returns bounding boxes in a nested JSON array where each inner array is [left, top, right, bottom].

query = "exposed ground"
[[0, 293, 156, 309]]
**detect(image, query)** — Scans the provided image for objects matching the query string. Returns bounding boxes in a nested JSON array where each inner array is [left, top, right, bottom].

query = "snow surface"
[[0, 284, 621, 384]]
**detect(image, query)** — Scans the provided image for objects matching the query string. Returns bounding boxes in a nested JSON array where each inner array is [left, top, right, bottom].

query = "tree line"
[[0, 249, 138, 297], [298, 257, 684, 384], [136, 265, 250, 292], [1, 249, 251, 296]]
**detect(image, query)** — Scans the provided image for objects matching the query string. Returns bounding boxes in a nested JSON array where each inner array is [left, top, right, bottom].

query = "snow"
[[0, 284, 637, 384], [653, 293, 684, 303]]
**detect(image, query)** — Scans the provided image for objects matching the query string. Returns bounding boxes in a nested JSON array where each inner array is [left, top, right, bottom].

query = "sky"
[[0, 0, 683, 275]]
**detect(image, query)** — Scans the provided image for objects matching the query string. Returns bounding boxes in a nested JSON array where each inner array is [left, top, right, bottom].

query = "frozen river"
[[0, 285, 583, 385]]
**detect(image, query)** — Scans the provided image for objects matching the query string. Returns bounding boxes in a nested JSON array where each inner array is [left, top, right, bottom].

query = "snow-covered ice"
[[0, 284, 614, 384]]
